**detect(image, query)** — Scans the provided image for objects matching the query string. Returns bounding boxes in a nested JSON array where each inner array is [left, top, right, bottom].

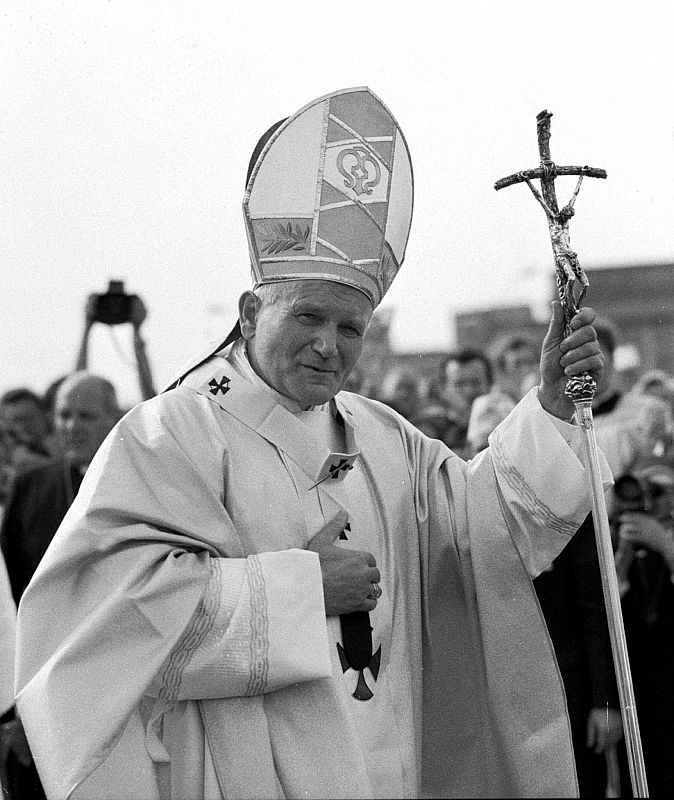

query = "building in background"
[[581, 262, 674, 384], [361, 262, 674, 396]]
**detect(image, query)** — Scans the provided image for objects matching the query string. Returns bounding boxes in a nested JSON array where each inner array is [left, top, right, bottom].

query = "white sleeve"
[[148, 548, 331, 703], [486, 387, 612, 576], [545, 408, 584, 458]]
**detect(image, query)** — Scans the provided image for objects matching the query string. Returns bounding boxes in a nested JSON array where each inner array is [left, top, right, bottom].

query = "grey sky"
[[3, 1, 673, 406]]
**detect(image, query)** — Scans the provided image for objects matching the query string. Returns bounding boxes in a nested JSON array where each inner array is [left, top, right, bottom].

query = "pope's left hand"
[[538, 301, 604, 420]]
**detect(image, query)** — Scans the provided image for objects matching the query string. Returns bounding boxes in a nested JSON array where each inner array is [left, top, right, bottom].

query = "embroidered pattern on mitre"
[[243, 87, 414, 307]]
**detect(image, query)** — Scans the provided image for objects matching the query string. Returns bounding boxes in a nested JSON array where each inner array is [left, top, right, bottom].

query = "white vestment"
[[15, 342, 610, 799]]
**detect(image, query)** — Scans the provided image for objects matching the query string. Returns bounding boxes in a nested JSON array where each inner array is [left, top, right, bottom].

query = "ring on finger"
[[368, 582, 382, 600]]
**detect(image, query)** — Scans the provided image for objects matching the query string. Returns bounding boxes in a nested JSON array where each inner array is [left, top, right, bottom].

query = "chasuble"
[[15, 342, 610, 799]]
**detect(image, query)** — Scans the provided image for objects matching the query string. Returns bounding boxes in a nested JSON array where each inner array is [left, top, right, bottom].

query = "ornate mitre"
[[243, 87, 414, 307]]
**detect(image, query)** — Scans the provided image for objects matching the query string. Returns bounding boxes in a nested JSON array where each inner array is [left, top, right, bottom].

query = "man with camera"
[[613, 464, 674, 797], [76, 280, 156, 401], [572, 316, 674, 796], [0, 277, 155, 800]]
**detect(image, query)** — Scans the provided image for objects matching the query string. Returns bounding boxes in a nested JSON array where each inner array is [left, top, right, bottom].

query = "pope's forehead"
[[286, 280, 371, 306]]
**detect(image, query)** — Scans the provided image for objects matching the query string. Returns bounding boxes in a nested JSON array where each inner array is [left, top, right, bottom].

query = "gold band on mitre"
[[243, 87, 414, 307]]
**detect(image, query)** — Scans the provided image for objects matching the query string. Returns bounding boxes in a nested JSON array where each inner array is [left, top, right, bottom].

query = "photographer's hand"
[[75, 294, 98, 370], [84, 294, 98, 327], [619, 512, 674, 572], [129, 296, 148, 332], [614, 537, 635, 594], [129, 296, 156, 400]]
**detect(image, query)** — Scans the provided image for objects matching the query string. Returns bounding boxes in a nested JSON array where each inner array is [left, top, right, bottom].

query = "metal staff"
[[495, 110, 649, 798]]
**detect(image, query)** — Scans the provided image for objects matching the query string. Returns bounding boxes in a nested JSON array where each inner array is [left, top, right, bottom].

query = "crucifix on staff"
[[496, 109, 649, 799]]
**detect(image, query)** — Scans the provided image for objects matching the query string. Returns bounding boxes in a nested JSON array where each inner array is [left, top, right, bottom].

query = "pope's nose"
[[312, 330, 338, 358]]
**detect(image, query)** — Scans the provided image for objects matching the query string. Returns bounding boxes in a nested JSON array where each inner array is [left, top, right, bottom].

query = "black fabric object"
[[593, 390, 622, 417], [3, 753, 46, 800], [245, 118, 288, 186], [340, 611, 373, 669], [337, 611, 381, 701], [0, 459, 81, 800], [0, 460, 84, 605], [164, 322, 242, 393], [534, 514, 619, 796], [617, 550, 674, 798]]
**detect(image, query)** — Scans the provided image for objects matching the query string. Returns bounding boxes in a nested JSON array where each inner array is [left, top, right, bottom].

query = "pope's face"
[[243, 281, 373, 408]]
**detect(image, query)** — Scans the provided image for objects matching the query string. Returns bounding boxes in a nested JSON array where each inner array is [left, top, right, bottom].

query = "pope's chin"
[[294, 369, 341, 406]]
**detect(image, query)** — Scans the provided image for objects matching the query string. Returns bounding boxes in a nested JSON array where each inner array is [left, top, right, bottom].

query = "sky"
[[2, 1, 673, 406]]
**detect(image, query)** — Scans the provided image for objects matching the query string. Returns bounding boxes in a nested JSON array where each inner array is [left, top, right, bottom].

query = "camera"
[[613, 474, 653, 514], [611, 472, 664, 550], [613, 463, 674, 521], [90, 280, 138, 325]]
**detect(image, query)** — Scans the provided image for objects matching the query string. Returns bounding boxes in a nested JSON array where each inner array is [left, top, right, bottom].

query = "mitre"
[[243, 86, 414, 307]]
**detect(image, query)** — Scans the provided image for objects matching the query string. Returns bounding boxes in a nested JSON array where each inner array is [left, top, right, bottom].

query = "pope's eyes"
[[294, 314, 363, 337], [341, 326, 363, 337]]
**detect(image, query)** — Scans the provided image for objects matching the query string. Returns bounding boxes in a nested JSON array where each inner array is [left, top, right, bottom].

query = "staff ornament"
[[495, 110, 649, 799]]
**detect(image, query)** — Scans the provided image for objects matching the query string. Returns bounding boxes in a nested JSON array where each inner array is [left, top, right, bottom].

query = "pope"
[[15, 88, 608, 800]]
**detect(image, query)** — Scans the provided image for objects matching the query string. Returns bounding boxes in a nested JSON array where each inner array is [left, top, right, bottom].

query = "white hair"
[[253, 282, 297, 306], [56, 371, 121, 420]]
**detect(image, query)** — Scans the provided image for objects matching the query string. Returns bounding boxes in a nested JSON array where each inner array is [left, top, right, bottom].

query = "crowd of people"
[[1, 87, 673, 799]]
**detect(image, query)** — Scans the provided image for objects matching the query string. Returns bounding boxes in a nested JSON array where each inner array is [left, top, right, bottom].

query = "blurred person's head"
[[630, 460, 674, 524], [0, 388, 50, 450], [378, 369, 423, 420], [54, 372, 121, 468], [632, 369, 674, 408], [467, 391, 517, 456], [492, 335, 539, 402], [612, 392, 674, 462], [440, 349, 492, 409], [593, 317, 618, 396], [342, 362, 366, 395], [342, 361, 378, 399], [409, 401, 466, 450]]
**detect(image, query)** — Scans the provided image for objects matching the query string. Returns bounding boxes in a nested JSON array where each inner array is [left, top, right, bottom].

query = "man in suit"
[[533, 521, 622, 796], [1, 372, 121, 602], [0, 372, 120, 800]]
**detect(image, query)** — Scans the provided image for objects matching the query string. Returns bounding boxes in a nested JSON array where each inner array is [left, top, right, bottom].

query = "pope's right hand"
[[308, 511, 381, 616]]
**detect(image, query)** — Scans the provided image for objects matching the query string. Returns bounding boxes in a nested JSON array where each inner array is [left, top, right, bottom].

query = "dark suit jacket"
[[534, 513, 619, 711], [0, 460, 82, 605]]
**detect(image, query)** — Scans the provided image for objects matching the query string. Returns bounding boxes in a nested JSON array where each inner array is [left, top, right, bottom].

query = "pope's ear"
[[238, 291, 260, 339]]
